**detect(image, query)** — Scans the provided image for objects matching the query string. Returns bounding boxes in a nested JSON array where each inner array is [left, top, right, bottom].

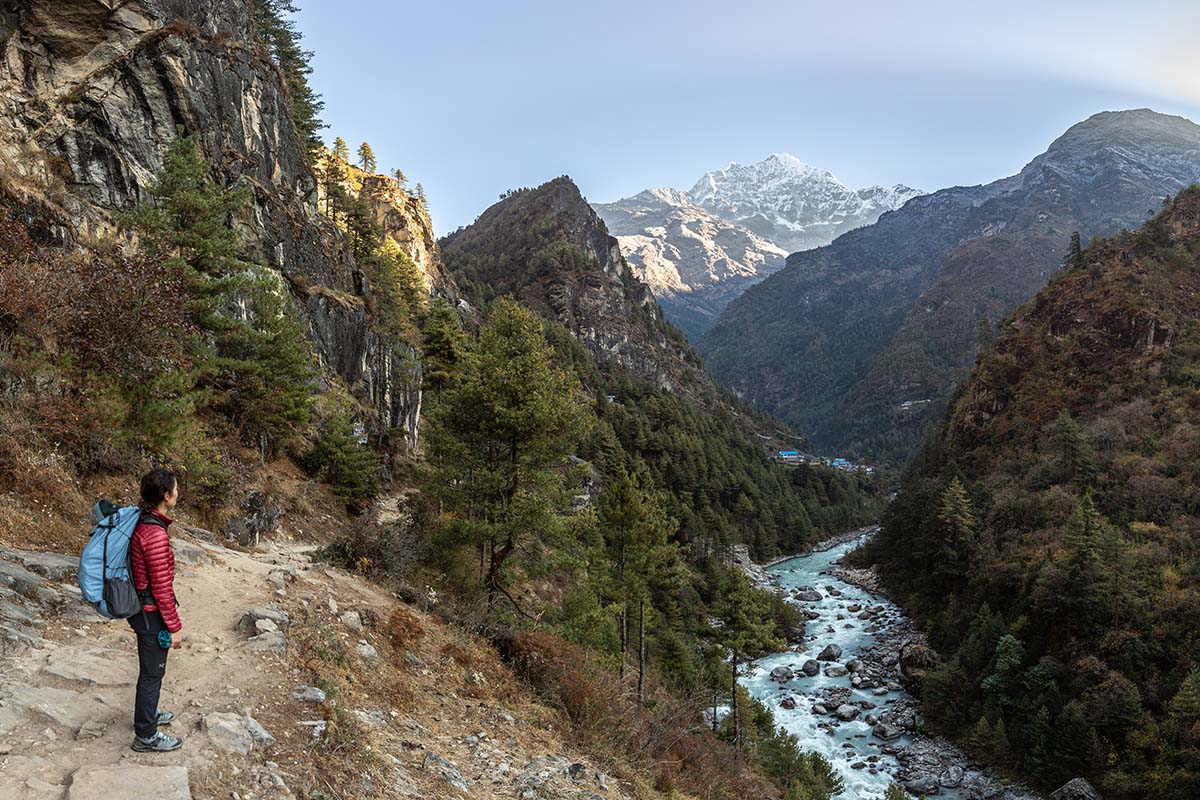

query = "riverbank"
[[744, 533, 1044, 800]]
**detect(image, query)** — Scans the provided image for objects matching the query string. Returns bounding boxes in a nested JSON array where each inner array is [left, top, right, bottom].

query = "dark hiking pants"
[[129, 610, 169, 739]]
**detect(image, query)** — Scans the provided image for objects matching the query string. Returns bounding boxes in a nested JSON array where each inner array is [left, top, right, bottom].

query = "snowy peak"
[[687, 154, 923, 252]]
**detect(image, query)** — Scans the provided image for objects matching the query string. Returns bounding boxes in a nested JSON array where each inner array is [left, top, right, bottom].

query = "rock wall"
[[0, 0, 449, 450]]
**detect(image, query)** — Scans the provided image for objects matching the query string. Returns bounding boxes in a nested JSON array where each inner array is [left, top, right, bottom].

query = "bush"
[[305, 392, 379, 512]]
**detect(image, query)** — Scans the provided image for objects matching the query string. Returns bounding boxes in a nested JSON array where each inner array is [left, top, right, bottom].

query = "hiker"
[[128, 467, 185, 752]]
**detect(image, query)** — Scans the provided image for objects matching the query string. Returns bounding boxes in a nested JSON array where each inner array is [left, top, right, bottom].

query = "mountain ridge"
[[699, 108, 1200, 464]]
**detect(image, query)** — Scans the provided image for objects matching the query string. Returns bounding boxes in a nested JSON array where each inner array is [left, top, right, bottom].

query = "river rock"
[[865, 713, 879, 725], [812, 704, 829, 716], [835, 704, 859, 721], [905, 777, 941, 796], [780, 696, 797, 709], [67, 765, 190, 800], [940, 765, 965, 788], [769, 665, 794, 682], [794, 587, 822, 602], [872, 722, 902, 741], [824, 664, 849, 678], [846, 658, 863, 672], [802, 659, 820, 676], [1050, 778, 1103, 800], [817, 644, 842, 661]]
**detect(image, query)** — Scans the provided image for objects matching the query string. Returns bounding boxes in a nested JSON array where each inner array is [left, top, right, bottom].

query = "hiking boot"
[[155, 710, 175, 726], [131, 731, 183, 752]]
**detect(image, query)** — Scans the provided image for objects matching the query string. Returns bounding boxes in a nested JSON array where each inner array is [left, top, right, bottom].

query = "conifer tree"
[[420, 297, 466, 396], [1022, 705, 1055, 787], [1067, 230, 1084, 268], [935, 477, 976, 583], [332, 136, 350, 163], [1054, 410, 1097, 485], [392, 168, 408, 189], [976, 314, 995, 352], [357, 141, 376, 173], [252, 1, 325, 156], [713, 569, 780, 754], [416, 182, 427, 206], [427, 299, 583, 612]]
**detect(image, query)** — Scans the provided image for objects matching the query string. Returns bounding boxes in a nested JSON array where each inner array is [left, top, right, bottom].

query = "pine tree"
[[1054, 410, 1097, 485], [252, 1, 325, 156], [420, 297, 466, 396], [392, 168, 408, 189], [1061, 493, 1112, 637], [1022, 705, 1055, 787], [1170, 668, 1200, 744], [427, 299, 583, 612], [357, 141, 376, 173], [714, 569, 780, 755], [332, 136, 350, 163], [935, 477, 976, 583], [1067, 230, 1084, 268], [415, 182, 427, 206]]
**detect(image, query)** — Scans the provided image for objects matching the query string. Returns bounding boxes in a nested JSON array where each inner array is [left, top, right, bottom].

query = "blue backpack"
[[77, 500, 143, 619]]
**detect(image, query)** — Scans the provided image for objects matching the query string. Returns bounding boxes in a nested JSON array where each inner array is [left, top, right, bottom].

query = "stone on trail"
[[44, 649, 135, 686], [292, 685, 326, 704], [170, 539, 211, 566], [237, 605, 290, 634], [0, 549, 78, 582], [247, 631, 287, 652], [339, 610, 363, 631], [356, 641, 378, 659], [204, 712, 274, 753], [67, 765, 190, 800]]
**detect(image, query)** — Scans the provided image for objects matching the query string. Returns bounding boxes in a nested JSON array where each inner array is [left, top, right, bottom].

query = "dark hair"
[[140, 468, 177, 509]]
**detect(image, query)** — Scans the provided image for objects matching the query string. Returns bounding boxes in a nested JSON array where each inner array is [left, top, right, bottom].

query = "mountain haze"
[[699, 109, 1200, 464]]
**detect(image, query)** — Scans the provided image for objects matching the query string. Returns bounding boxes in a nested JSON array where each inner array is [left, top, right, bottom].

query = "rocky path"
[[0, 535, 305, 799], [0, 526, 625, 800]]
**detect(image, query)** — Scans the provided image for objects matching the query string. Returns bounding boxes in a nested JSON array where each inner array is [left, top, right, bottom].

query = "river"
[[740, 533, 1039, 800]]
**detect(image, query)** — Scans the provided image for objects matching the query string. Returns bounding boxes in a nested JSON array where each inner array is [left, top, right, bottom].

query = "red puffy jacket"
[[130, 510, 182, 633]]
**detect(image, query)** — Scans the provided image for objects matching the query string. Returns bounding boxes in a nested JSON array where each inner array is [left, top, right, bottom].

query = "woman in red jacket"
[[128, 468, 185, 752]]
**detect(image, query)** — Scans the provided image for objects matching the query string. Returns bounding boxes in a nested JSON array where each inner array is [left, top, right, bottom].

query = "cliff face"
[[0, 0, 452, 448]]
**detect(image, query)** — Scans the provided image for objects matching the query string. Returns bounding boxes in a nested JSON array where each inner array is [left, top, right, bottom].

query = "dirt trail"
[[0, 535, 311, 799], [0, 526, 628, 800]]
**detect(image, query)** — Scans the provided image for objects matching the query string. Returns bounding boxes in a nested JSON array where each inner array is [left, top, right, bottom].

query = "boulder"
[[824, 664, 849, 678], [769, 665, 794, 682], [67, 765, 190, 800], [1050, 778, 1103, 800], [793, 587, 823, 602], [846, 658, 863, 672], [898, 641, 940, 696], [801, 659, 820, 676], [204, 712, 273, 753], [339, 611, 363, 632], [816, 643, 842, 661], [356, 641, 378, 659], [939, 765, 965, 788], [835, 704, 859, 721], [872, 722, 902, 741], [780, 696, 797, 709], [44, 649, 136, 686], [237, 605, 290, 634], [811, 704, 828, 715], [904, 777, 940, 796]]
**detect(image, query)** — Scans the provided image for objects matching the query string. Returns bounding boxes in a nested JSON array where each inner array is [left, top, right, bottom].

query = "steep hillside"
[[700, 109, 1200, 464], [593, 188, 787, 339], [441, 178, 708, 398], [863, 187, 1200, 798]]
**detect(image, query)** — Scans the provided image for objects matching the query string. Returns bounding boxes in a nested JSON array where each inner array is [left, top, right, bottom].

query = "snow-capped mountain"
[[593, 154, 920, 338], [689, 153, 924, 253], [594, 189, 788, 339]]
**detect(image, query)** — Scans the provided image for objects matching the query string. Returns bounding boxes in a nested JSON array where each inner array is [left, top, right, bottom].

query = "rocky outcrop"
[[0, 1, 456, 450]]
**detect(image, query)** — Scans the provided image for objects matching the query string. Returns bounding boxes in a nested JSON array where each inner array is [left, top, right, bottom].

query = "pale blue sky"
[[295, 0, 1200, 234]]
